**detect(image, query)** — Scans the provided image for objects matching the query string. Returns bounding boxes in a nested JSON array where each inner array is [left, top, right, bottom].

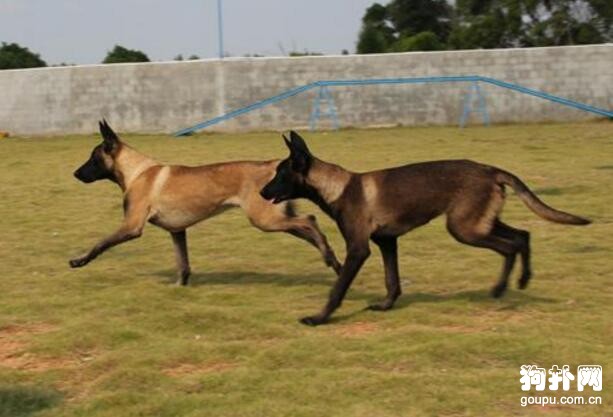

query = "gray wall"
[[0, 44, 611, 135]]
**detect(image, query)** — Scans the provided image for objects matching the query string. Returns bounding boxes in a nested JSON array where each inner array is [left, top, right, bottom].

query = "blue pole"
[[217, 0, 224, 59]]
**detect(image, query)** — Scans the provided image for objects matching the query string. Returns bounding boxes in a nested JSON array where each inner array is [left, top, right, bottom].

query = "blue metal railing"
[[460, 82, 490, 128], [309, 85, 340, 131], [174, 75, 612, 136]]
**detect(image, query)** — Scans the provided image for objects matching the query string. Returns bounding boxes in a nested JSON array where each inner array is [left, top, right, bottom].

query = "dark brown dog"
[[260, 131, 590, 326], [70, 121, 341, 283]]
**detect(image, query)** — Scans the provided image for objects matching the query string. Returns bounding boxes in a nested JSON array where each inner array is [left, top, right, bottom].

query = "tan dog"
[[70, 121, 341, 284]]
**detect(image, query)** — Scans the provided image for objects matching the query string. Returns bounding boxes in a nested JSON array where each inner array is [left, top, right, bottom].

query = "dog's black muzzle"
[[73, 168, 96, 183]]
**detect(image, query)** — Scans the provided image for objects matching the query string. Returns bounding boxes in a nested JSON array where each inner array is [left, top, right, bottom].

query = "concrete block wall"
[[0, 44, 610, 135]]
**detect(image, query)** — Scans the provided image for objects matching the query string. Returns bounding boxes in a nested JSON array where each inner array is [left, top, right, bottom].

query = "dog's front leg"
[[300, 242, 371, 326], [69, 225, 143, 268], [69, 199, 149, 268]]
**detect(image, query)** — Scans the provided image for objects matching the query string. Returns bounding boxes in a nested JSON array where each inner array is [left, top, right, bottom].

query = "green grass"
[[0, 122, 611, 416]]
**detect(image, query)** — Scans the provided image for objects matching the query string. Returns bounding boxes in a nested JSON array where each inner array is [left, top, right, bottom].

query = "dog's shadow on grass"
[[393, 289, 558, 309], [329, 290, 559, 323], [151, 269, 335, 288], [151, 270, 558, 324], [151, 270, 383, 301]]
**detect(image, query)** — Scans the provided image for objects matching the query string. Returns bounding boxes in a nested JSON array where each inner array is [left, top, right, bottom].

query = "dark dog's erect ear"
[[99, 119, 119, 153], [283, 130, 311, 174], [289, 130, 310, 155], [282, 132, 292, 150]]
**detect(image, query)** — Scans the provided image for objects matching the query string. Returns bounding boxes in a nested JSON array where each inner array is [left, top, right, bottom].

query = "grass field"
[[0, 122, 611, 417]]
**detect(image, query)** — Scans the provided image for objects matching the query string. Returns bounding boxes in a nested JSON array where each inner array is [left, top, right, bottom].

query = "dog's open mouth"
[[272, 196, 286, 204]]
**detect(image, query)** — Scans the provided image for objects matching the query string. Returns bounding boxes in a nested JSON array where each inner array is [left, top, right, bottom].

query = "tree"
[[357, 24, 391, 53], [451, 0, 611, 49], [356, 0, 451, 53], [386, 0, 452, 40], [589, 0, 613, 40], [357, 0, 611, 53], [449, 8, 518, 49], [391, 31, 445, 51], [0, 42, 46, 70], [356, 3, 395, 53], [102, 45, 150, 64], [531, 0, 610, 45]]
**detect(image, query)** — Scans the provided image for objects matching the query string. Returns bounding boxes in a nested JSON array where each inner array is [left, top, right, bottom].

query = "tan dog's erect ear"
[[99, 119, 120, 153]]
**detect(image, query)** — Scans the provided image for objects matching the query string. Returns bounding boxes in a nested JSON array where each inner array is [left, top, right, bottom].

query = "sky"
[[0, 0, 375, 65]]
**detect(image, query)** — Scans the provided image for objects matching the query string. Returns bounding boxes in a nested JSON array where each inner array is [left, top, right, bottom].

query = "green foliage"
[[448, 11, 514, 49], [102, 45, 150, 64], [289, 50, 323, 57], [391, 31, 445, 52], [356, 3, 396, 53], [533, 0, 610, 45], [357, 0, 612, 53], [357, 24, 391, 53], [363, 2, 388, 23], [386, 0, 452, 39], [453, 0, 611, 48], [0, 42, 46, 70]]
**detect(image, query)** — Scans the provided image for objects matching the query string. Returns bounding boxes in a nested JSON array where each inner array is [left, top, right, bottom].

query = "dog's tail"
[[495, 169, 591, 225]]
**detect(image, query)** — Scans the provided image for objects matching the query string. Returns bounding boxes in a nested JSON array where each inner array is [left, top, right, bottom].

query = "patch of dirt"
[[0, 323, 57, 336], [0, 322, 77, 372], [0, 349, 76, 372], [163, 362, 237, 377], [333, 321, 379, 337]]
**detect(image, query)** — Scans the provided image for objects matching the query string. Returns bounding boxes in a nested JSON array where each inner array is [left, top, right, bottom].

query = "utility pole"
[[217, 0, 224, 59]]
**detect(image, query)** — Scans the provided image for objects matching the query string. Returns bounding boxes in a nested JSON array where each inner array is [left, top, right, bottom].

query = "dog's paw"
[[299, 315, 327, 327], [69, 257, 88, 268], [175, 278, 189, 287], [518, 272, 531, 290], [366, 302, 393, 311], [490, 283, 507, 298]]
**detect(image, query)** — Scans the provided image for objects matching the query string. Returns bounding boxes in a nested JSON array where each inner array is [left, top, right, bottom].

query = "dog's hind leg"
[[492, 220, 531, 290], [446, 208, 520, 298], [171, 230, 191, 286], [445, 184, 523, 298], [369, 235, 401, 311], [448, 223, 518, 298], [246, 201, 341, 275]]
